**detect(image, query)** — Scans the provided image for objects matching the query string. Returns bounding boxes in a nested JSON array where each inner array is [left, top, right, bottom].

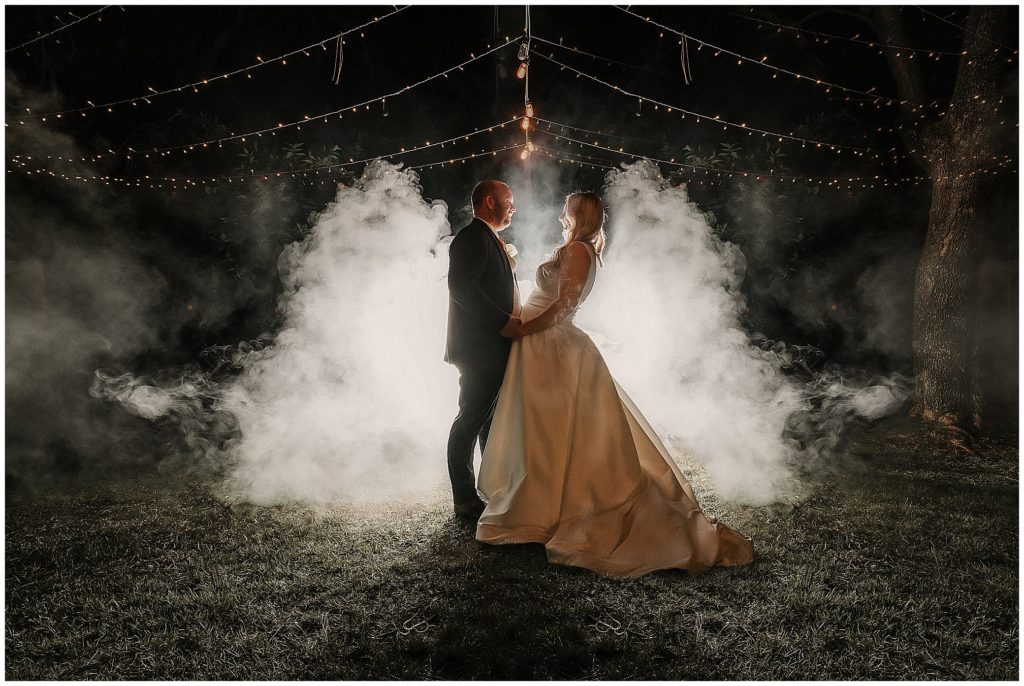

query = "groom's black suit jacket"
[[445, 217, 516, 369]]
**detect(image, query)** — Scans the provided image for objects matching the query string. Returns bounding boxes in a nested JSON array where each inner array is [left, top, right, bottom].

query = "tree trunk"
[[873, 6, 1015, 439], [911, 163, 987, 430]]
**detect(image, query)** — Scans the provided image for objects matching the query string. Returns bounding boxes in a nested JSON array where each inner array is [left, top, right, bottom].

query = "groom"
[[445, 180, 521, 521]]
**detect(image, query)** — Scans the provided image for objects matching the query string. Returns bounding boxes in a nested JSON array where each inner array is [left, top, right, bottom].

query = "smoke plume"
[[218, 162, 458, 504], [88, 160, 911, 506]]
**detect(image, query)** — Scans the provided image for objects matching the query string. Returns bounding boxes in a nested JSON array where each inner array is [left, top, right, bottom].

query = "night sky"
[[4, 3, 1019, 373], [7, 4, 993, 194]]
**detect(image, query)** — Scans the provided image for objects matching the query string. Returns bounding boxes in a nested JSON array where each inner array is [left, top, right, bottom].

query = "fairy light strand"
[[531, 116, 880, 169], [612, 6, 945, 107], [11, 6, 411, 121], [914, 6, 1017, 53], [10, 116, 524, 181], [6, 6, 114, 54], [533, 126, 924, 182], [532, 137, 1013, 189], [534, 34, 952, 151], [535, 32, 937, 117], [532, 117, 670, 145], [534, 145, 616, 170], [535, 35, 671, 75], [8, 143, 529, 189], [533, 51, 895, 160], [534, 124, 1017, 183], [730, 10, 966, 57], [533, 116, 1012, 170], [123, 37, 519, 157], [408, 143, 524, 170]]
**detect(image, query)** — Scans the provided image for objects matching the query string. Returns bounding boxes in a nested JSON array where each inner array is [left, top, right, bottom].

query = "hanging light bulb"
[[525, 101, 534, 117], [521, 117, 531, 130], [520, 149, 529, 160], [526, 141, 536, 152], [517, 61, 528, 79], [518, 42, 530, 61]]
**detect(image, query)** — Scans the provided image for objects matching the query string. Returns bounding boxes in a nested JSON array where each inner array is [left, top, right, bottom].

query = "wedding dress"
[[476, 242, 754, 577]]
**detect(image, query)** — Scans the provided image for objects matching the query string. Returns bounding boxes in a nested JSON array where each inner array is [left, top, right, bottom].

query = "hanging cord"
[[332, 33, 344, 84], [524, 4, 531, 106], [681, 35, 693, 84], [6, 6, 114, 53], [521, 4, 533, 157]]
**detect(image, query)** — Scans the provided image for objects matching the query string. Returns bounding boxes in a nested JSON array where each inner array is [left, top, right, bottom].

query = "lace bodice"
[[522, 242, 597, 322]]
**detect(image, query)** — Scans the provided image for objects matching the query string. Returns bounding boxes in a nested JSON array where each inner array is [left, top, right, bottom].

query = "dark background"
[[4, 4, 1018, 467]]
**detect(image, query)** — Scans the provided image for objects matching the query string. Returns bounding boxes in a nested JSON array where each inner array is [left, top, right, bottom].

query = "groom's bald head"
[[472, 180, 515, 231], [472, 179, 508, 209]]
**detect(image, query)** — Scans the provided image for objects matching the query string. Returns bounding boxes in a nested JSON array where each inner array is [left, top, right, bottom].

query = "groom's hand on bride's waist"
[[499, 316, 524, 339]]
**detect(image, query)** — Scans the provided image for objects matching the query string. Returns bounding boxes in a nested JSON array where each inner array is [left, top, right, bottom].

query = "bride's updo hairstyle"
[[550, 191, 606, 269]]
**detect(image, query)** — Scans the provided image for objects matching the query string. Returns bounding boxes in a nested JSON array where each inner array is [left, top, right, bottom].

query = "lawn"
[[5, 418, 1018, 680]]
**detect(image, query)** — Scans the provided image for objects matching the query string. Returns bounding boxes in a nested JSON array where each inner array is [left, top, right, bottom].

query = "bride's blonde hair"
[[549, 191, 606, 269]]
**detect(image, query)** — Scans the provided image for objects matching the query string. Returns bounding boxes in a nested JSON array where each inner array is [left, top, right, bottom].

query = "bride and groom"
[[444, 179, 754, 578]]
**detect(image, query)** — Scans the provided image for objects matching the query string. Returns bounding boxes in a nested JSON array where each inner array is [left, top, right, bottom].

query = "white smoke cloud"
[[218, 161, 459, 504], [90, 159, 910, 507], [579, 161, 806, 505]]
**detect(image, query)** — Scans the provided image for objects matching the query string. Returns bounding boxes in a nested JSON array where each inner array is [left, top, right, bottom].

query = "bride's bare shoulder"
[[562, 242, 594, 271], [567, 241, 595, 260]]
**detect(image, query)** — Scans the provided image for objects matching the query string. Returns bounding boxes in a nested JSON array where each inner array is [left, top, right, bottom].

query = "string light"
[[914, 6, 1018, 54], [534, 145, 616, 170], [6, 6, 114, 54], [10, 6, 411, 122], [100, 38, 521, 158], [9, 142, 531, 188], [540, 35, 670, 75], [533, 52, 897, 161], [408, 143, 525, 170], [11, 141, 1014, 191], [530, 124, 1018, 187], [731, 10, 966, 58], [532, 41, 930, 164], [531, 118, 654, 145], [609, 7, 945, 107], [10, 116, 524, 183], [535, 138, 1014, 189]]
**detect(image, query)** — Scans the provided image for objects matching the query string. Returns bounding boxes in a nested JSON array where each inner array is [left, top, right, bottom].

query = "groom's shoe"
[[453, 497, 486, 522]]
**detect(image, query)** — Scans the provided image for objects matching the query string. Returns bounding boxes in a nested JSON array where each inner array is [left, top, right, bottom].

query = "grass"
[[5, 417, 1018, 679]]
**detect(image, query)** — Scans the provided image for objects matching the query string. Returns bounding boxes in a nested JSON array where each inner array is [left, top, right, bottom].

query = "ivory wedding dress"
[[476, 242, 754, 577]]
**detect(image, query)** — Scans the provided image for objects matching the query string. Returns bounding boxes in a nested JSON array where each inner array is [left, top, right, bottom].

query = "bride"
[[476, 191, 754, 578]]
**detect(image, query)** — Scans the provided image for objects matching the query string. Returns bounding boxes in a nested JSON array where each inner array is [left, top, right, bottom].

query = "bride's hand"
[[499, 316, 524, 339]]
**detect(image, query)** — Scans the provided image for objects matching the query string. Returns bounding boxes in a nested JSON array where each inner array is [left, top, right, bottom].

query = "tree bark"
[[912, 164, 987, 431], [872, 6, 1015, 439]]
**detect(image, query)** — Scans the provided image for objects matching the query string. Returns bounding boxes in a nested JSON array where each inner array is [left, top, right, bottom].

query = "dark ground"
[[4, 417, 1018, 680]]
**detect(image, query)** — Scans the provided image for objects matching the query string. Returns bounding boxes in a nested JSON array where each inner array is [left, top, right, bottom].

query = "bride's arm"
[[521, 242, 592, 336]]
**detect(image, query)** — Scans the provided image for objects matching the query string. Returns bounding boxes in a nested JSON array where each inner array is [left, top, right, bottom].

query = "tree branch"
[[948, 6, 1015, 133], [870, 6, 934, 173]]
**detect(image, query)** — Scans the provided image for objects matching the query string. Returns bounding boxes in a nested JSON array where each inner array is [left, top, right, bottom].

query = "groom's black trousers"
[[447, 358, 507, 505]]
